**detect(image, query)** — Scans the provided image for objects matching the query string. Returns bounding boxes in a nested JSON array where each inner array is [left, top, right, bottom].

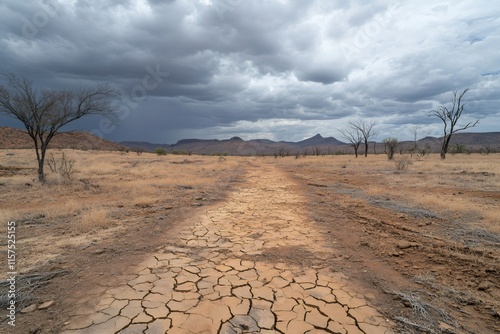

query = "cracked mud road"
[[61, 163, 393, 334]]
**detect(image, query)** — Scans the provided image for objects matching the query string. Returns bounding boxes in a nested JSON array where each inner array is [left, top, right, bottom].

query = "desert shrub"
[[154, 147, 167, 155], [481, 144, 494, 154], [79, 207, 110, 232], [417, 143, 432, 157], [383, 137, 399, 160], [394, 157, 412, 171], [47, 153, 77, 181], [451, 143, 469, 155]]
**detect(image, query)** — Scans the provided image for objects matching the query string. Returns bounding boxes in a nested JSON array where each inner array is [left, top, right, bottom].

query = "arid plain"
[[1, 149, 499, 333]]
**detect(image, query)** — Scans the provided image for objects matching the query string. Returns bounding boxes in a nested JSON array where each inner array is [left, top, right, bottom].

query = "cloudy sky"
[[0, 0, 499, 143]]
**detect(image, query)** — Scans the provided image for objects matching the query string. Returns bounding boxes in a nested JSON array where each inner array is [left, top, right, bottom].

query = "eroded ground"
[[59, 163, 392, 334], [276, 154, 500, 333], [1, 151, 499, 334]]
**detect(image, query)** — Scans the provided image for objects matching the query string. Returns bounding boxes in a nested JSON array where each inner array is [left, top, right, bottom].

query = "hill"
[[0, 127, 126, 151], [2, 126, 498, 155], [123, 132, 500, 156], [123, 134, 351, 156]]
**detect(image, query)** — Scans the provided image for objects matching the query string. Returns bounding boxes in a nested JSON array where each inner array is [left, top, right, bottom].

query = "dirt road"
[[60, 162, 393, 334]]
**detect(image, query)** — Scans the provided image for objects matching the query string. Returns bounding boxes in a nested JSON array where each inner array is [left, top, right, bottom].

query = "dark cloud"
[[0, 0, 499, 143]]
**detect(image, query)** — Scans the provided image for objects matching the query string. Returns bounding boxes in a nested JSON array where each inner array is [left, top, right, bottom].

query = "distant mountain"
[[122, 132, 500, 156], [2, 126, 497, 155], [0, 127, 126, 151], [120, 141, 172, 152], [409, 132, 500, 150], [123, 134, 352, 155], [296, 134, 345, 147]]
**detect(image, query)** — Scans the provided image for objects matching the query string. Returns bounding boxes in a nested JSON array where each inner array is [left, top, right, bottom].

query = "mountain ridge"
[[123, 132, 500, 155], [1, 127, 499, 155]]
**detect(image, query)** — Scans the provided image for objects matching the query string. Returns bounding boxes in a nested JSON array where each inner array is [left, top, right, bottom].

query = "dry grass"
[[78, 207, 111, 232], [277, 153, 500, 234], [0, 149, 245, 279]]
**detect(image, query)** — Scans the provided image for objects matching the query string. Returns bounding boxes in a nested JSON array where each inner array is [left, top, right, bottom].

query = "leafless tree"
[[350, 119, 376, 157], [418, 143, 432, 157], [338, 126, 363, 157], [0, 73, 119, 182], [482, 144, 494, 155], [408, 125, 422, 157], [430, 89, 478, 159]]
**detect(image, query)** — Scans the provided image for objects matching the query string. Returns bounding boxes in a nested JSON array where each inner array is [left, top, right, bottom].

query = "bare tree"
[[430, 89, 478, 159], [0, 73, 119, 182], [482, 144, 494, 155], [383, 137, 399, 160], [338, 126, 363, 157], [408, 125, 422, 157], [350, 119, 376, 157], [418, 143, 432, 157], [312, 147, 321, 156]]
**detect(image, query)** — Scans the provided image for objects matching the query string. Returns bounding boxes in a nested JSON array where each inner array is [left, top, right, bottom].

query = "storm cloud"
[[0, 0, 499, 143]]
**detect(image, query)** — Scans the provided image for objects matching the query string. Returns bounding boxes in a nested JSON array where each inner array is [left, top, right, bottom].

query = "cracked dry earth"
[[61, 163, 393, 334]]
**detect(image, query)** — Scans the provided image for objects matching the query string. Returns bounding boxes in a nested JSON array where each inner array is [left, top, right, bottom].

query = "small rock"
[[20, 304, 37, 313], [438, 321, 454, 332], [94, 249, 105, 254], [478, 281, 492, 291], [29, 325, 41, 334], [38, 300, 54, 310], [397, 241, 413, 249]]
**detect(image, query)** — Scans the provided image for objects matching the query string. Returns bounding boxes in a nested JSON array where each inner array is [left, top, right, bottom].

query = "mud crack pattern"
[[61, 163, 393, 334]]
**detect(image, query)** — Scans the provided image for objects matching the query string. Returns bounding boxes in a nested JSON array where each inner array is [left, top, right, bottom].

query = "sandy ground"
[[0, 150, 499, 333]]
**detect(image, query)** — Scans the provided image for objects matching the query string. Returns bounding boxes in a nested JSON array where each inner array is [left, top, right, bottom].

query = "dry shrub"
[[133, 195, 157, 208], [79, 207, 110, 232], [43, 199, 80, 220], [47, 152, 77, 181], [0, 209, 17, 224], [394, 157, 412, 171]]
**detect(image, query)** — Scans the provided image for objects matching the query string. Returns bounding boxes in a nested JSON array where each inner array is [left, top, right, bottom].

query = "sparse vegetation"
[[154, 147, 167, 155], [482, 144, 494, 154], [273, 147, 289, 158], [2, 150, 500, 333], [451, 143, 469, 155], [394, 156, 412, 171], [408, 125, 422, 157], [311, 147, 321, 156], [0, 73, 119, 182], [79, 207, 110, 232], [383, 137, 399, 160], [417, 143, 433, 158], [47, 152, 77, 181], [338, 123, 363, 158], [350, 119, 376, 157]]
